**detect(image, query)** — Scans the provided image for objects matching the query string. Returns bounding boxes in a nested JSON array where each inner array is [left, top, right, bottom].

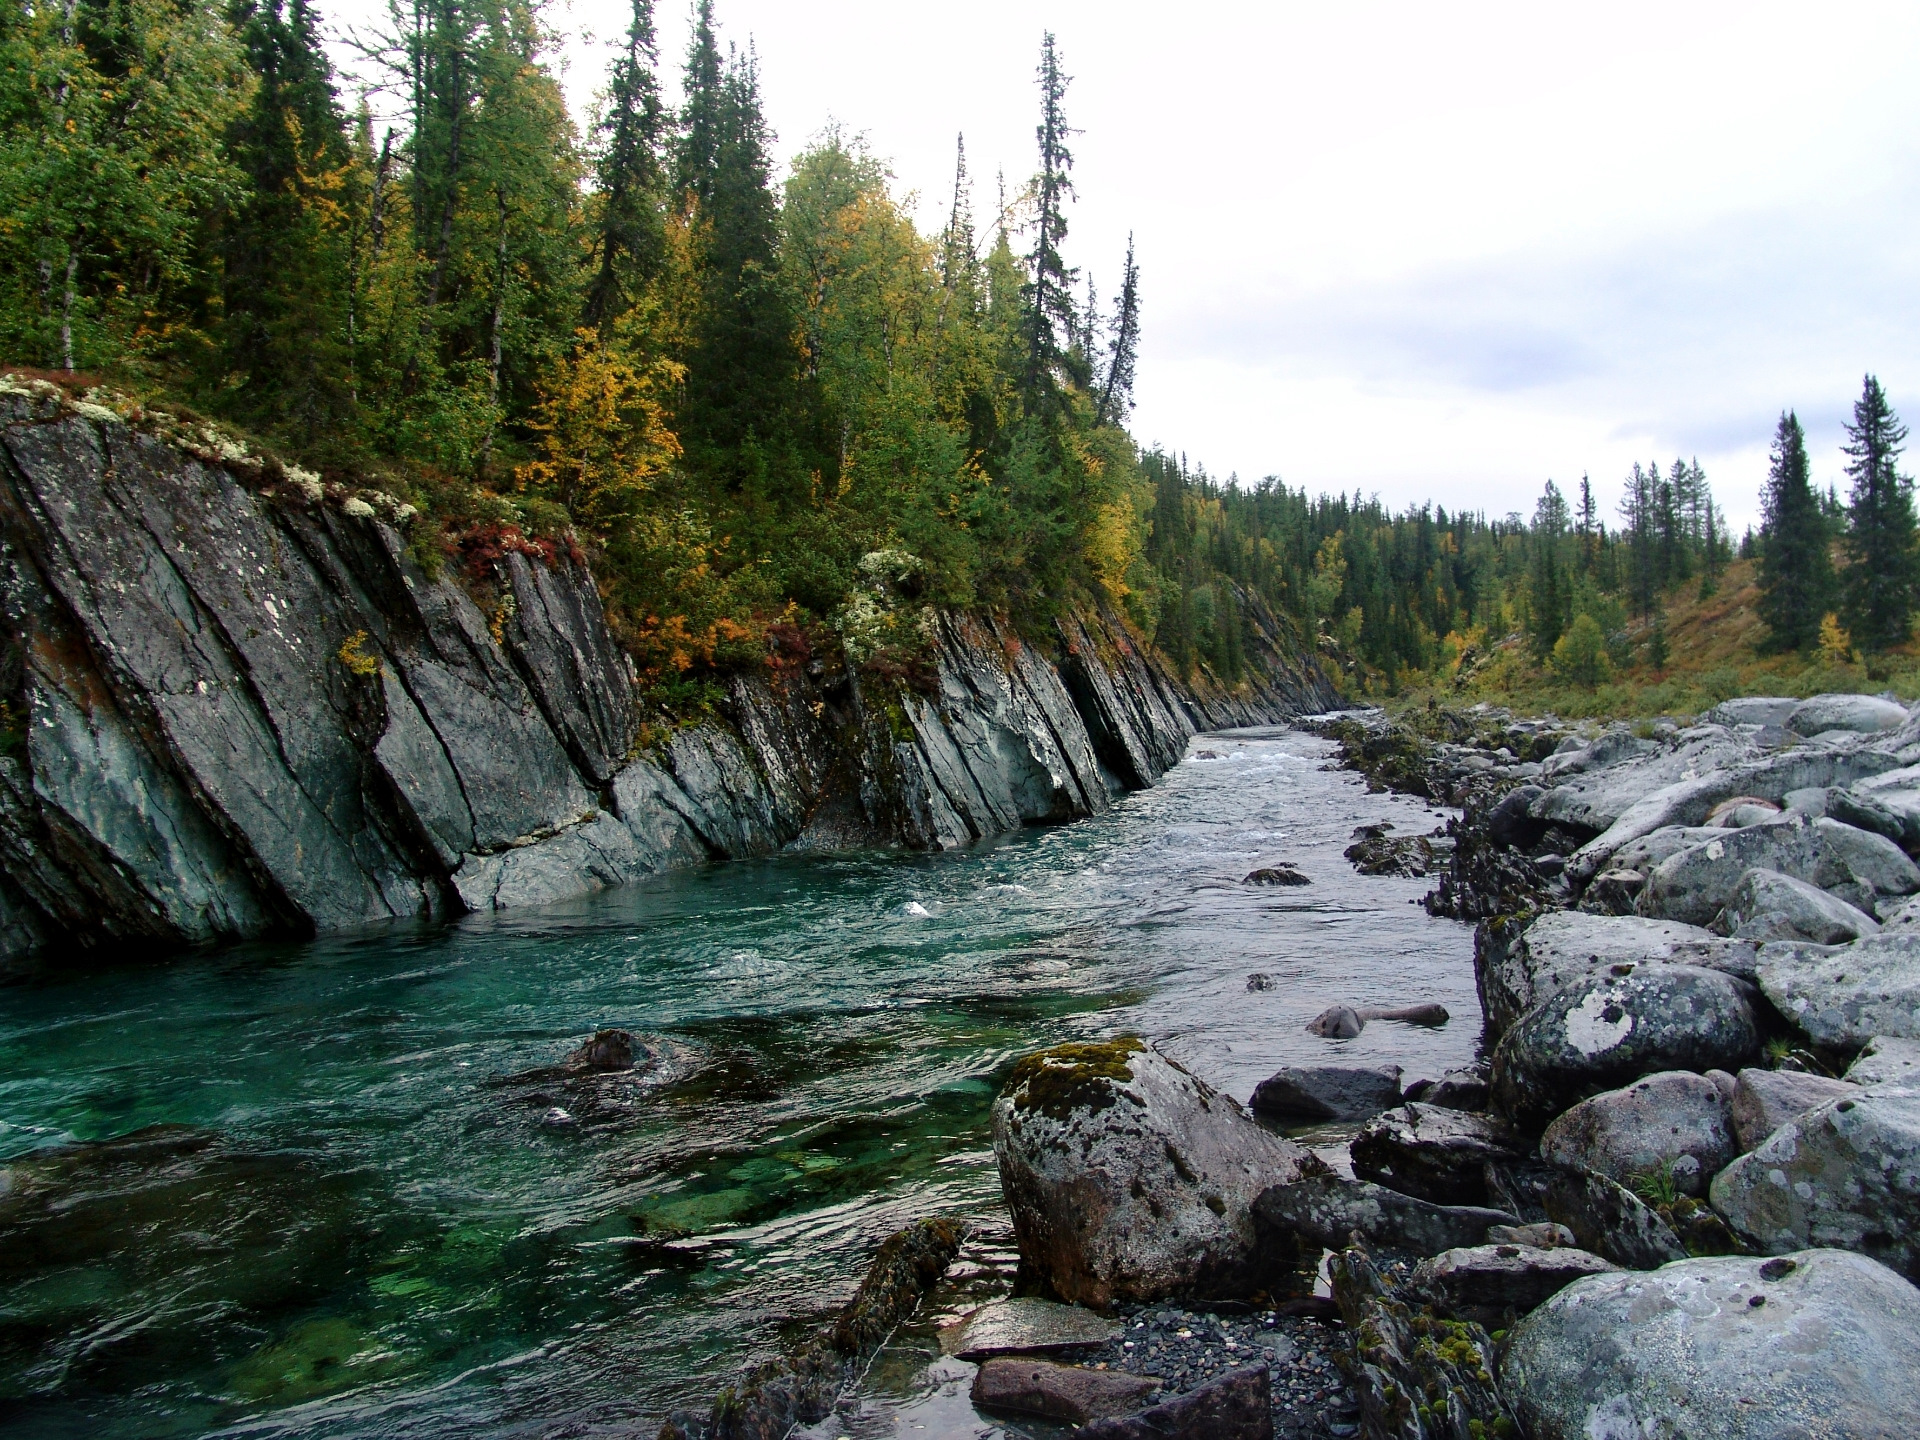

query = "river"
[[0, 727, 1478, 1439]]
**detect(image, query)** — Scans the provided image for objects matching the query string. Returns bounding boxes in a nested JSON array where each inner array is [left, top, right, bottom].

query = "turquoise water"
[[0, 729, 1478, 1438]]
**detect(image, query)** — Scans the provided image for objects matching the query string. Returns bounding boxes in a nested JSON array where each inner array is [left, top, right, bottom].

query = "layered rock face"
[[0, 389, 1333, 961]]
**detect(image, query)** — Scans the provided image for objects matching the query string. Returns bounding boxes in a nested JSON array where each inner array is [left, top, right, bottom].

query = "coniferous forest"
[[3, 0, 1917, 712]]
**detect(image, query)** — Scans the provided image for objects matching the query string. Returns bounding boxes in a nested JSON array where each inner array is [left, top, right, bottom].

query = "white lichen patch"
[[73, 401, 122, 425], [341, 497, 377, 519], [285, 465, 324, 503], [1565, 986, 1635, 1056]]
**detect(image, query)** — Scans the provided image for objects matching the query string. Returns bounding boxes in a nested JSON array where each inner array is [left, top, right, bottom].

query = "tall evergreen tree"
[[1096, 234, 1139, 427], [583, 0, 665, 330], [1840, 374, 1920, 651], [1756, 411, 1832, 650], [1529, 479, 1570, 656], [1020, 32, 1075, 411], [673, 0, 721, 206]]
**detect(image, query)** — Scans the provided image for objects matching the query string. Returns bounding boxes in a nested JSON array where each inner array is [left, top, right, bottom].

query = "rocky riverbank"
[[675, 690, 1920, 1439], [0, 378, 1333, 965]]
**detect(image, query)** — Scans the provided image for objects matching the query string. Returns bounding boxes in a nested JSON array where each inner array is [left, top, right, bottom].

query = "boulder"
[[1716, 866, 1881, 944], [1788, 692, 1910, 736], [1710, 1085, 1920, 1277], [1729, 1067, 1861, 1151], [1490, 963, 1762, 1127], [1408, 1067, 1490, 1112], [1783, 784, 1915, 847], [1076, 1364, 1271, 1440], [1639, 814, 1920, 927], [992, 1039, 1320, 1306], [1538, 1070, 1737, 1197], [1757, 933, 1920, 1048], [1608, 824, 1725, 874], [1349, 1103, 1526, 1206], [1706, 696, 1800, 728], [1709, 800, 1782, 828], [1410, 1243, 1618, 1327], [1248, 1064, 1402, 1122], [1304, 1005, 1363, 1038], [568, 1028, 638, 1071], [1476, 910, 1754, 1043], [1486, 1221, 1578, 1249], [949, 1298, 1118, 1361], [1243, 865, 1310, 886], [1503, 1250, 1920, 1440], [1486, 784, 1547, 848], [1846, 1035, 1920, 1086], [971, 1357, 1155, 1424], [1252, 1174, 1516, 1257], [1542, 1170, 1688, 1270]]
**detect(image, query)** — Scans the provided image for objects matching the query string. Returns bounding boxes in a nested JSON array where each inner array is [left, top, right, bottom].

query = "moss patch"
[[1004, 1037, 1146, 1120]]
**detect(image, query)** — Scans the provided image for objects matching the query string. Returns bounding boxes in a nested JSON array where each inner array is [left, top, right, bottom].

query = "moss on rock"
[[1004, 1037, 1147, 1120]]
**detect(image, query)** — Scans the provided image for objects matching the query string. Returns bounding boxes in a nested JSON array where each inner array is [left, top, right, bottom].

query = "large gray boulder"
[[1502, 1249, 1920, 1440], [992, 1039, 1320, 1306], [1640, 813, 1920, 927], [1252, 1173, 1516, 1256], [1539, 1071, 1737, 1197], [1757, 933, 1920, 1048], [1846, 1035, 1920, 1086], [1476, 910, 1754, 1043], [1491, 963, 1762, 1127], [1707, 696, 1800, 728], [1248, 1064, 1402, 1122], [1348, 1103, 1524, 1206], [1717, 866, 1881, 943], [1711, 1085, 1920, 1277], [1730, 1067, 1861, 1152], [1543, 1169, 1688, 1269], [1788, 692, 1910, 736], [1534, 728, 1762, 834]]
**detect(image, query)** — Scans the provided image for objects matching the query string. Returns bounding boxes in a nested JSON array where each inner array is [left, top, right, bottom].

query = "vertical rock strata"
[[0, 391, 1335, 959]]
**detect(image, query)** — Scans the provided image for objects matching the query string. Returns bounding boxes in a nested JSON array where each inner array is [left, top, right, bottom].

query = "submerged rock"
[[1348, 1103, 1525, 1207], [1489, 963, 1761, 1127], [1710, 1084, 1920, 1278], [992, 1039, 1319, 1306], [1243, 865, 1310, 886], [1538, 1070, 1737, 1198], [1248, 1063, 1402, 1122], [1304, 1002, 1449, 1038], [1729, 1067, 1860, 1152], [1409, 1242, 1618, 1328], [1253, 1174, 1516, 1256], [1502, 1249, 1920, 1440]]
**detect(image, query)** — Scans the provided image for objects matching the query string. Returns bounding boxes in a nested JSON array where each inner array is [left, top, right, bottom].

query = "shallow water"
[[0, 728, 1478, 1439]]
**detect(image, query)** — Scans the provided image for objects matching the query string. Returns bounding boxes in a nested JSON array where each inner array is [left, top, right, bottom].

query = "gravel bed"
[[1069, 1303, 1361, 1439]]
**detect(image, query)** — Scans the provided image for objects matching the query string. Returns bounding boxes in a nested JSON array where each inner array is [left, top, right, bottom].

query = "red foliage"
[[448, 521, 563, 583], [765, 619, 813, 674]]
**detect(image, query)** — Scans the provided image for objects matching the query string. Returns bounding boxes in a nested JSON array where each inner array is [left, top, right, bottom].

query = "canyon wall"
[[0, 384, 1336, 961]]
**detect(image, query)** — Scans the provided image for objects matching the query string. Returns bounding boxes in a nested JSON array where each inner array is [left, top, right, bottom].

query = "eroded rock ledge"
[[0, 387, 1334, 961]]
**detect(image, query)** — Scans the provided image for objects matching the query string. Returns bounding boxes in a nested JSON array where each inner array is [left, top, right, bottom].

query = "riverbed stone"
[[1417, 1068, 1491, 1111], [970, 1357, 1155, 1424], [1716, 866, 1881, 944], [1730, 1067, 1861, 1152], [949, 1297, 1119, 1360], [1490, 963, 1761, 1127], [1788, 692, 1910, 736], [1643, 813, 1920, 927], [1247, 1064, 1402, 1122], [1845, 1035, 1920, 1086], [992, 1039, 1320, 1306], [1542, 1169, 1688, 1269], [1410, 1243, 1619, 1327], [1252, 1174, 1516, 1256], [1710, 1084, 1920, 1277], [1539, 1070, 1736, 1197], [1502, 1249, 1920, 1440], [1476, 910, 1753, 1042], [1348, 1103, 1525, 1206], [1076, 1364, 1271, 1440], [1757, 932, 1920, 1047], [1707, 696, 1800, 728]]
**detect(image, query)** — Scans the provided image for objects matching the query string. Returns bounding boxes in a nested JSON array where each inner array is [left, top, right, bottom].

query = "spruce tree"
[[1756, 411, 1832, 650], [1096, 234, 1140, 427], [583, 0, 666, 331], [1020, 32, 1076, 411], [1840, 374, 1920, 651], [1529, 480, 1570, 657], [673, 0, 722, 206]]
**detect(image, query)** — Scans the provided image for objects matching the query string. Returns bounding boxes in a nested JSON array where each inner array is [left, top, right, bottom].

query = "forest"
[[3, 0, 1916, 711]]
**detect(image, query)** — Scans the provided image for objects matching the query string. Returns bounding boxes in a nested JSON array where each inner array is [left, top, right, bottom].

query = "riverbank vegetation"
[[5, 0, 1916, 718]]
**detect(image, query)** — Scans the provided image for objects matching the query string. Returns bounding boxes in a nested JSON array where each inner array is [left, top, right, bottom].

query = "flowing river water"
[[0, 728, 1479, 1440]]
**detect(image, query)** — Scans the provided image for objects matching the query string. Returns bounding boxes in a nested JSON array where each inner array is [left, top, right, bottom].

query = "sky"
[[327, 0, 1920, 533]]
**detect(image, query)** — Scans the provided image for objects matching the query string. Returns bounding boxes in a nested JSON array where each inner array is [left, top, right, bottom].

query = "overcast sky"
[[330, 0, 1920, 531]]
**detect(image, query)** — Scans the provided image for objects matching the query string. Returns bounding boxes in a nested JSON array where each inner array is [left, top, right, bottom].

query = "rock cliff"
[[0, 383, 1335, 961]]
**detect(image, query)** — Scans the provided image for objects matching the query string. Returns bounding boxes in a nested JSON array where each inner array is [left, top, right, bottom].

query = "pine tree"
[[583, 0, 666, 331], [220, 0, 355, 439], [1840, 374, 1920, 652], [1756, 411, 1832, 651], [1020, 32, 1076, 411], [1529, 480, 1570, 657], [1096, 233, 1139, 427]]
